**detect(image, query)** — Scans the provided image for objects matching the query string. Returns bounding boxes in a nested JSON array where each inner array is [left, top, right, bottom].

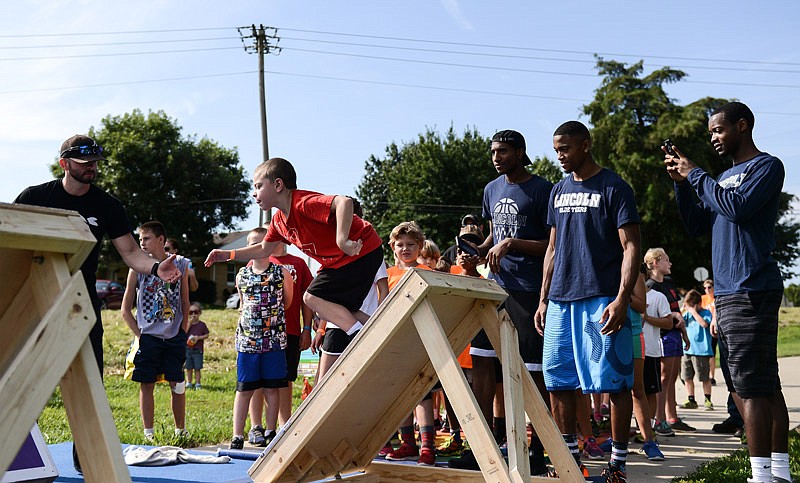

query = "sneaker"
[[598, 438, 612, 453], [681, 399, 699, 409], [230, 436, 244, 450], [447, 450, 479, 470], [704, 400, 714, 411], [712, 418, 741, 434], [144, 432, 155, 443], [599, 463, 627, 482], [640, 441, 665, 461], [386, 442, 419, 461], [771, 477, 793, 482], [436, 437, 464, 457], [654, 421, 675, 437], [264, 430, 277, 446], [378, 444, 394, 458], [417, 447, 435, 466], [669, 419, 696, 432], [632, 432, 647, 444], [194, 384, 202, 390], [583, 437, 605, 460], [734, 427, 745, 438], [600, 403, 611, 416], [248, 425, 266, 446], [710, 378, 716, 386], [174, 428, 189, 438]]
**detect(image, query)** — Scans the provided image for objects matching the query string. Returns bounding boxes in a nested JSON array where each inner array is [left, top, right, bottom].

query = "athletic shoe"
[[654, 421, 675, 437], [640, 441, 665, 461], [436, 437, 464, 457], [174, 428, 189, 438], [669, 419, 696, 432], [632, 432, 647, 444], [734, 427, 745, 438], [447, 450, 480, 470], [230, 436, 244, 450], [681, 399, 698, 409], [600, 404, 611, 416], [710, 378, 717, 386], [248, 425, 266, 446], [386, 442, 420, 461], [599, 438, 612, 453], [583, 437, 605, 460], [264, 430, 277, 446], [712, 418, 741, 434], [771, 476, 793, 482], [378, 444, 394, 458], [417, 447, 435, 466], [704, 400, 714, 411], [194, 384, 202, 390], [599, 464, 627, 482]]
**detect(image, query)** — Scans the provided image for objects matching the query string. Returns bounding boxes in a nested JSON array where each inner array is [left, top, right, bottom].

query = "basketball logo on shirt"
[[492, 197, 528, 241]]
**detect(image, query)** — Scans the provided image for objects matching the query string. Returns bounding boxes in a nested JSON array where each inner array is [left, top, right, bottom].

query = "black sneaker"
[[447, 450, 480, 470], [669, 419, 696, 432], [72, 445, 82, 474], [248, 425, 266, 446], [230, 436, 244, 450], [264, 430, 277, 446], [712, 418, 740, 434]]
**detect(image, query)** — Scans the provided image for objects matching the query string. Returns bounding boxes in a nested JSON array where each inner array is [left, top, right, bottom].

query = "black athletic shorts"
[[285, 334, 300, 383], [716, 290, 783, 398], [321, 327, 356, 356], [132, 330, 186, 383], [306, 247, 383, 313], [643, 356, 662, 394]]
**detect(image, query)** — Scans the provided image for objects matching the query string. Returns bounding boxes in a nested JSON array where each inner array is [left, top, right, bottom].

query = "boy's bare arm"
[[331, 195, 362, 256], [204, 239, 278, 267], [180, 269, 190, 333], [121, 268, 141, 338]]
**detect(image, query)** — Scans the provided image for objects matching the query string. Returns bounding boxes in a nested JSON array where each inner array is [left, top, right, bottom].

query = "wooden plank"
[[477, 306, 584, 483], [366, 461, 569, 483], [0, 271, 36, 379], [0, 272, 95, 476], [0, 247, 32, 317], [0, 203, 96, 262], [498, 311, 530, 483], [412, 300, 511, 483]]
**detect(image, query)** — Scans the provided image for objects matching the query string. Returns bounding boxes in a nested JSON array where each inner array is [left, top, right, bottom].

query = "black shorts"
[[643, 356, 662, 394], [716, 290, 783, 398], [470, 290, 542, 371], [306, 247, 383, 313], [132, 330, 186, 383], [321, 327, 355, 356], [285, 334, 301, 383]]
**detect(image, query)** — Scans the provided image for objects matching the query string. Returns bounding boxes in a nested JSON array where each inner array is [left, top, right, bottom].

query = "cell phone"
[[456, 236, 479, 257], [663, 139, 677, 156]]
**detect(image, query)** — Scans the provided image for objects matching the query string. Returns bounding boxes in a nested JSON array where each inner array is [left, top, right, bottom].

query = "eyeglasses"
[[60, 143, 103, 158], [188, 310, 201, 315]]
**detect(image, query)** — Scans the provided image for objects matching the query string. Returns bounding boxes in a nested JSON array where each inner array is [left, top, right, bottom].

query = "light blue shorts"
[[543, 296, 634, 394]]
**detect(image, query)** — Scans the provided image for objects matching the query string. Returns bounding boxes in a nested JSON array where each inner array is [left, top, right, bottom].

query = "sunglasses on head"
[[60, 143, 103, 158]]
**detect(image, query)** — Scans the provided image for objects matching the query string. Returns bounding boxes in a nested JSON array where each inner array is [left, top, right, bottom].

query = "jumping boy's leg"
[[140, 383, 156, 430], [303, 293, 361, 334]]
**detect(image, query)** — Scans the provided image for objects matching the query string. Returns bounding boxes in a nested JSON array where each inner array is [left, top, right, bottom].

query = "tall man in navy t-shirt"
[[666, 102, 789, 483], [535, 121, 640, 482]]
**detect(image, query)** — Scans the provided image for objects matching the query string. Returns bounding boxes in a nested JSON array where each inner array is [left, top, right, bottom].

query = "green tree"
[[529, 155, 564, 185], [584, 57, 799, 286], [356, 127, 494, 250], [785, 283, 800, 307], [52, 109, 251, 275]]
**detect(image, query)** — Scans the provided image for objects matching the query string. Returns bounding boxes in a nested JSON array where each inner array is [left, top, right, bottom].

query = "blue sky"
[[3, 1, 799, 277]]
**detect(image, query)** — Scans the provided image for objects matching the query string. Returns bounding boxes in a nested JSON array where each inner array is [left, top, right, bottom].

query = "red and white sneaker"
[[378, 444, 394, 458], [385, 442, 419, 461], [417, 447, 435, 466]]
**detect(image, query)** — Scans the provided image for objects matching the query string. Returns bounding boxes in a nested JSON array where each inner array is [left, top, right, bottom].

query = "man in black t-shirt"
[[15, 134, 181, 471]]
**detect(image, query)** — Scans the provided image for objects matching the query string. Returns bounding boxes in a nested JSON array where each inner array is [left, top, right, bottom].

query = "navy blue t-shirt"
[[546, 168, 641, 302], [675, 153, 784, 296], [482, 174, 553, 292]]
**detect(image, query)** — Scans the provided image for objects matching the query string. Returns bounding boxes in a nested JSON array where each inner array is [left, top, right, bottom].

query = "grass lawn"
[[36, 306, 800, 481]]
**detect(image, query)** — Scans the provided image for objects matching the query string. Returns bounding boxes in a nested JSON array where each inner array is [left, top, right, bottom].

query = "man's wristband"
[[228, 249, 236, 261], [303, 325, 312, 331], [150, 261, 160, 277]]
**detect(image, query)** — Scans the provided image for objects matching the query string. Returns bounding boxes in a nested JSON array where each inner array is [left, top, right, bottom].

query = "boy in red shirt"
[[205, 157, 384, 339]]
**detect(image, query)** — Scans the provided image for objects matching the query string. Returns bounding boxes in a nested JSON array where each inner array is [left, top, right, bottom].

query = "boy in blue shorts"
[[230, 228, 295, 449], [535, 121, 641, 482], [122, 221, 192, 441]]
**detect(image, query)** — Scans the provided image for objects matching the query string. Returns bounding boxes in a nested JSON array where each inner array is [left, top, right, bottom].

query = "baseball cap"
[[59, 134, 105, 163], [459, 224, 483, 244], [461, 214, 480, 226], [492, 129, 531, 165]]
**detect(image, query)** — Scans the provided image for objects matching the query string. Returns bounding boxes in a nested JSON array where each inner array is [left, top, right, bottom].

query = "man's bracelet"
[[303, 325, 312, 331], [150, 261, 160, 277]]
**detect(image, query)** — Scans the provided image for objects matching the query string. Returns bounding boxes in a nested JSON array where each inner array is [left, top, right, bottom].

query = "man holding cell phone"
[[665, 102, 789, 483]]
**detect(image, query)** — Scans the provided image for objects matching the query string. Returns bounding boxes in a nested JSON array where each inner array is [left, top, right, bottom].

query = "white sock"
[[345, 321, 363, 336], [750, 456, 771, 482], [772, 452, 790, 480], [144, 428, 154, 437]]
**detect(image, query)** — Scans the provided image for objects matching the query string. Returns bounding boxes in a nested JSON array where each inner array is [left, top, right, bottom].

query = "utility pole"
[[237, 24, 281, 226]]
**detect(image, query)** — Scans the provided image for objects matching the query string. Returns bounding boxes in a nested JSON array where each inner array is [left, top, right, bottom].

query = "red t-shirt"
[[269, 253, 314, 336], [266, 190, 383, 269]]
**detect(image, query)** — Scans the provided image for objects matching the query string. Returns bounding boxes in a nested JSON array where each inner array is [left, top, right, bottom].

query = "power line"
[[0, 27, 236, 38], [0, 46, 240, 62], [0, 36, 240, 50]]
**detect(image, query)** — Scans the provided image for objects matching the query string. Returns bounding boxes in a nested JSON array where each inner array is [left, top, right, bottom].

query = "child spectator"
[[185, 302, 209, 389], [121, 221, 191, 441], [382, 221, 435, 466], [165, 238, 199, 292], [418, 239, 441, 270], [681, 289, 714, 411], [230, 228, 294, 450], [204, 158, 384, 341], [248, 239, 315, 446]]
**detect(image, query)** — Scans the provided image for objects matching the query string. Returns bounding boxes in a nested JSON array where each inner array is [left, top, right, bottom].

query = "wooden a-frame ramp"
[[0, 203, 131, 482], [249, 268, 584, 483]]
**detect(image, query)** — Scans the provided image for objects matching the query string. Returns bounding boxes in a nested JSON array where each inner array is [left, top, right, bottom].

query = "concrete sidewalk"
[[586, 355, 800, 482]]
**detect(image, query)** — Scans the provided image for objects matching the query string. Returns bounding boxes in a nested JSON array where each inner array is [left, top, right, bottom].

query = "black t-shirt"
[[14, 179, 132, 305]]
